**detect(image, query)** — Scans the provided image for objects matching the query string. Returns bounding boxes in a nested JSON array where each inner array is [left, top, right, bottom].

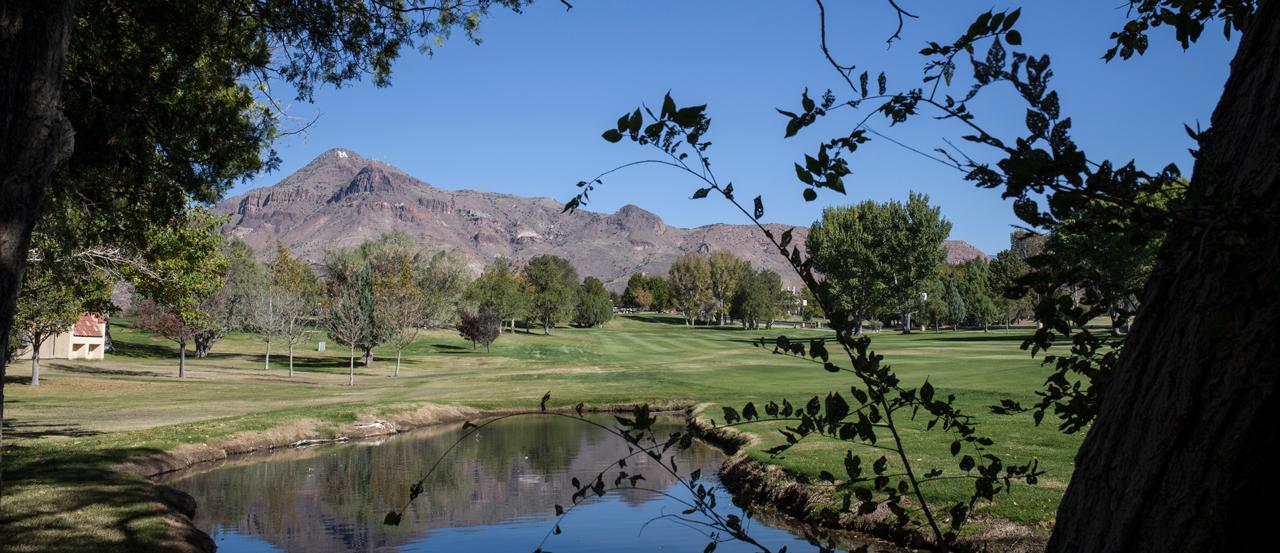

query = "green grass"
[[1, 314, 1080, 550]]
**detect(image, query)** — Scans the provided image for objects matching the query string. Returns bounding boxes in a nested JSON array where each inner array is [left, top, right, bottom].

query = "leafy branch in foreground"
[[564, 90, 1041, 550]]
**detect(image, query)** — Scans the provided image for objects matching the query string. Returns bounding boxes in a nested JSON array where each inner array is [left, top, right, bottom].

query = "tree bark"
[[30, 343, 40, 386], [288, 343, 294, 377], [348, 344, 355, 386], [0, 0, 76, 460], [178, 338, 186, 378], [900, 312, 912, 334], [1047, 5, 1280, 552], [264, 338, 271, 370], [395, 349, 401, 377]]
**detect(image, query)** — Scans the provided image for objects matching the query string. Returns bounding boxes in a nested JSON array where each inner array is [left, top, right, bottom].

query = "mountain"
[[216, 148, 989, 290]]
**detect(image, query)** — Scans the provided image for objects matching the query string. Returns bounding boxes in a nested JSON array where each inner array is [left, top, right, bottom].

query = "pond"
[[161, 414, 899, 552]]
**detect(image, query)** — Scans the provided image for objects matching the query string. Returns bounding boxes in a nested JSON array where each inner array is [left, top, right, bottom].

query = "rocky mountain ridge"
[[216, 148, 989, 290]]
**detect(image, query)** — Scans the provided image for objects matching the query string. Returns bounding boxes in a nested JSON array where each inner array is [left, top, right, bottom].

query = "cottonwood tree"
[[631, 287, 654, 310], [988, 249, 1032, 330], [323, 233, 413, 367], [882, 193, 951, 333], [573, 276, 613, 327], [376, 250, 423, 377], [708, 250, 748, 325], [524, 255, 578, 335], [195, 238, 264, 358], [270, 243, 321, 377], [731, 268, 784, 329], [806, 202, 891, 335], [339, 232, 467, 371], [326, 280, 365, 386], [668, 253, 712, 325], [465, 257, 531, 333]]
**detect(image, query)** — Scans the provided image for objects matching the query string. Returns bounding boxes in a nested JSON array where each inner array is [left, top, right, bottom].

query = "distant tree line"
[[618, 250, 793, 330]]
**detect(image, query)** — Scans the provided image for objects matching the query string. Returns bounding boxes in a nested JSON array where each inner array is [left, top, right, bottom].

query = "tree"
[[645, 275, 671, 312], [374, 252, 422, 377], [632, 287, 654, 310], [797, 286, 825, 327], [806, 201, 892, 335], [129, 208, 227, 377], [322, 232, 417, 367], [943, 276, 966, 330], [988, 249, 1032, 330], [731, 268, 784, 329], [10, 262, 87, 386], [375, 246, 467, 377], [668, 253, 711, 325], [524, 255, 578, 335], [456, 308, 501, 352], [882, 193, 951, 334], [574, 276, 613, 327], [270, 243, 321, 377], [415, 250, 469, 327], [465, 257, 530, 333], [622, 273, 648, 308], [708, 250, 748, 325], [194, 238, 263, 358], [325, 277, 365, 387], [1045, 5, 1280, 550]]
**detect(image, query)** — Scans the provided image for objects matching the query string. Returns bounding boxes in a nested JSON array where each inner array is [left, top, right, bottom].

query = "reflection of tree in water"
[[164, 416, 726, 552]]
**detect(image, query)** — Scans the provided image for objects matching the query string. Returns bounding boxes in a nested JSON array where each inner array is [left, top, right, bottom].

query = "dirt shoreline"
[[687, 413, 1049, 553], [113, 401, 692, 552]]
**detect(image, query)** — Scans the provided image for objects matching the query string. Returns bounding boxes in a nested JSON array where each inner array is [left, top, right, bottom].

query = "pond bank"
[[688, 414, 1049, 553]]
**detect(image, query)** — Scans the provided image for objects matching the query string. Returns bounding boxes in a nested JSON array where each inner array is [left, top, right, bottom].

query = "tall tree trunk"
[[30, 344, 40, 386], [178, 338, 186, 378], [288, 342, 294, 377], [395, 349, 401, 377], [0, 0, 76, 468], [348, 344, 355, 386], [104, 316, 113, 352], [1048, 6, 1280, 552], [361, 345, 373, 367], [900, 311, 912, 334], [264, 337, 271, 370]]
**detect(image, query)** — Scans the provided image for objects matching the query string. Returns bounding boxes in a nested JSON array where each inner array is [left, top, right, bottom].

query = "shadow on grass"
[[57, 364, 167, 378], [108, 340, 175, 360], [922, 333, 1032, 343], [622, 315, 753, 331], [431, 344, 467, 351], [1, 419, 100, 440], [2, 375, 33, 385], [0, 442, 213, 553]]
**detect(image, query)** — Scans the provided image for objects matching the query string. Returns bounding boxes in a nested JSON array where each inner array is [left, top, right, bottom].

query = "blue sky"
[[235, 0, 1237, 254]]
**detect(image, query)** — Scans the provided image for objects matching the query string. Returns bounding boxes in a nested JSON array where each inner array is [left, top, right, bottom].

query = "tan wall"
[[13, 329, 105, 361]]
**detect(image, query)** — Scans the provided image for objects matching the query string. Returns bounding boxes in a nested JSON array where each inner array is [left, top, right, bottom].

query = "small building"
[[14, 313, 108, 361]]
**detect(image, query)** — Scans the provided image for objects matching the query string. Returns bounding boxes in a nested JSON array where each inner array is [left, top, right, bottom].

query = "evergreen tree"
[[574, 276, 613, 327]]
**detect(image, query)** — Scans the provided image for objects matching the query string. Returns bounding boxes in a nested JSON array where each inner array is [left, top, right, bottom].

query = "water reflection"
[[162, 415, 880, 552]]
